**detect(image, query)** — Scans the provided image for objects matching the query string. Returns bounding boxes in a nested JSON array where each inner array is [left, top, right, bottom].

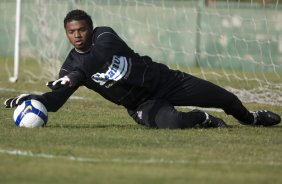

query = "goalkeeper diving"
[[4, 10, 281, 128]]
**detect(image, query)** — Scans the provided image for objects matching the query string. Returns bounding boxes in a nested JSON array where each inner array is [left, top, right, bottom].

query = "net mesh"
[[0, 0, 281, 105]]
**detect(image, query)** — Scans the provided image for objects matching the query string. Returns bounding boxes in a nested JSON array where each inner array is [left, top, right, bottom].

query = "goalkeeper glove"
[[4, 94, 30, 108], [46, 76, 71, 90]]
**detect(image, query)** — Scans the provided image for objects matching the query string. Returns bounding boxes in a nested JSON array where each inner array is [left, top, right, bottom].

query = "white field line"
[[0, 149, 281, 166], [179, 106, 223, 112], [0, 87, 223, 112], [0, 87, 86, 100]]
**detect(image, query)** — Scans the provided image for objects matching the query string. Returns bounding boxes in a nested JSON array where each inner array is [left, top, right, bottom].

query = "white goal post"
[[9, 0, 21, 83]]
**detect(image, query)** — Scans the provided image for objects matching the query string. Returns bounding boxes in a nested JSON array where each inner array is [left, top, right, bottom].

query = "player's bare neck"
[[74, 42, 93, 54]]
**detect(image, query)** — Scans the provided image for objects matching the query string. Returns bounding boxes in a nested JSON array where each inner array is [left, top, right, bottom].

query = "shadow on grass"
[[46, 123, 282, 129], [47, 123, 146, 129]]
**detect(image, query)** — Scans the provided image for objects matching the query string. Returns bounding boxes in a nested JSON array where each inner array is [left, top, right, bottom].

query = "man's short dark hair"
[[64, 9, 93, 29]]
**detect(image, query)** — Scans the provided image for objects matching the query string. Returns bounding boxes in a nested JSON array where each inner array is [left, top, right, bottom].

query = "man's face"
[[65, 20, 92, 52]]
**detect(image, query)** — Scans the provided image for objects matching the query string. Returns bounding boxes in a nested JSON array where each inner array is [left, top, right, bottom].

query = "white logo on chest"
[[91, 55, 128, 86]]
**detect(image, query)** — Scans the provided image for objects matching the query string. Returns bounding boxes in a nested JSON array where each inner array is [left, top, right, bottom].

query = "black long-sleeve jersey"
[[35, 26, 171, 111]]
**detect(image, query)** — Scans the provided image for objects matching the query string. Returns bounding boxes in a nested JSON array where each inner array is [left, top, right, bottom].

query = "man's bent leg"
[[127, 100, 227, 129], [165, 72, 280, 126]]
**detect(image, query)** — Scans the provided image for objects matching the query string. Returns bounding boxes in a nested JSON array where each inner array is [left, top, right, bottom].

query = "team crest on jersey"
[[91, 55, 129, 87]]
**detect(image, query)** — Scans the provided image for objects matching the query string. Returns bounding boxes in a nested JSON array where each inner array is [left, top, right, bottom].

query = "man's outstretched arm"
[[4, 85, 78, 112]]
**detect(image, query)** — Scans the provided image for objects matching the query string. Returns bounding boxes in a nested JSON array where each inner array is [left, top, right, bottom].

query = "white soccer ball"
[[13, 99, 48, 128]]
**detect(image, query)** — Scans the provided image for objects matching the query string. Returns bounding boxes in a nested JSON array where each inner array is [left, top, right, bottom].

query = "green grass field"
[[0, 59, 282, 184]]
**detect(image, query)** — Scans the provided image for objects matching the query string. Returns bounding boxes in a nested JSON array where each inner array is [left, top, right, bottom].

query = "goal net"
[[0, 0, 281, 106]]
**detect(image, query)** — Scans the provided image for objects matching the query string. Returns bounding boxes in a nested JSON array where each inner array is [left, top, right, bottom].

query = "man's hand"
[[4, 94, 30, 108], [46, 76, 71, 90]]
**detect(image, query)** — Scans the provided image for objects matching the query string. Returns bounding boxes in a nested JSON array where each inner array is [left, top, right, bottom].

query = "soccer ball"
[[13, 99, 48, 128]]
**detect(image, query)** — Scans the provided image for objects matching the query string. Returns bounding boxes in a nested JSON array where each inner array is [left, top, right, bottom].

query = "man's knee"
[[222, 93, 243, 115]]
